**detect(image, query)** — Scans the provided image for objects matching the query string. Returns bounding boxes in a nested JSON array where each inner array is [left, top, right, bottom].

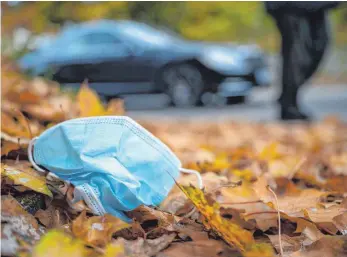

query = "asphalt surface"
[[125, 84, 347, 122]]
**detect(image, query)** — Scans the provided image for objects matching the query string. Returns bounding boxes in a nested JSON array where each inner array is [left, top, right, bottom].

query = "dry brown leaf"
[[304, 204, 347, 234], [1, 195, 39, 228], [157, 239, 237, 257], [267, 234, 303, 254], [35, 205, 68, 229], [1, 111, 31, 138], [106, 98, 125, 115], [127, 205, 183, 232], [219, 182, 275, 231], [117, 233, 176, 257], [1, 195, 43, 255], [1, 139, 21, 156], [23, 102, 66, 122], [333, 212, 347, 235], [301, 225, 324, 243], [72, 211, 130, 248], [290, 235, 347, 257], [5, 86, 42, 105]]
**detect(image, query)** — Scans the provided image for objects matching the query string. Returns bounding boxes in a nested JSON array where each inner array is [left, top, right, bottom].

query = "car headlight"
[[201, 49, 237, 66], [199, 47, 255, 75]]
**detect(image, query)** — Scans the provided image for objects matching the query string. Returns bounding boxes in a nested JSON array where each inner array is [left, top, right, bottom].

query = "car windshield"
[[120, 22, 181, 45]]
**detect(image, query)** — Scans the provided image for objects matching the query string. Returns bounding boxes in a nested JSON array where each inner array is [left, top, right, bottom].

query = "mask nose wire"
[[179, 168, 203, 189], [28, 137, 46, 173]]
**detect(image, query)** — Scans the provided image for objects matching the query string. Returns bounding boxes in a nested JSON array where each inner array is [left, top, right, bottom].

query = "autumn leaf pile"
[[1, 60, 347, 257]]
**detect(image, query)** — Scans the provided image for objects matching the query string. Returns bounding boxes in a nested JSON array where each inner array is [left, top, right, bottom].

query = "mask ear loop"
[[28, 137, 46, 173], [179, 168, 203, 189]]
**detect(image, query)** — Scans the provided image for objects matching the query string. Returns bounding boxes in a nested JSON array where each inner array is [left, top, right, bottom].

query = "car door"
[[51, 31, 133, 83], [77, 32, 135, 83]]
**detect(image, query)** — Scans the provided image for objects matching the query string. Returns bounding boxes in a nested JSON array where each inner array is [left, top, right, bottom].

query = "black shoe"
[[280, 106, 311, 121]]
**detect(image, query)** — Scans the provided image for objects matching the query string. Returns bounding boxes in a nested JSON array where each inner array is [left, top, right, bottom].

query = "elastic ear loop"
[[28, 137, 46, 173], [179, 168, 203, 189]]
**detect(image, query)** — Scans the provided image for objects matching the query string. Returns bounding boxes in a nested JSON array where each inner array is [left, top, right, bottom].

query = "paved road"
[[125, 84, 347, 122]]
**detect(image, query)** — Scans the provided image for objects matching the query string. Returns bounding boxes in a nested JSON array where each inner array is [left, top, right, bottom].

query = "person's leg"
[[275, 14, 311, 120], [304, 11, 329, 81], [292, 11, 330, 113]]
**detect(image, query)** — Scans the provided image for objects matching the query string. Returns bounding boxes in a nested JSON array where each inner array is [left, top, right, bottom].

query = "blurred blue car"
[[19, 20, 271, 106]]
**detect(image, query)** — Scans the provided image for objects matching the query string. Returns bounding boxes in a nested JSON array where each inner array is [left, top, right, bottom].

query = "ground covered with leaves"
[[1, 60, 347, 257]]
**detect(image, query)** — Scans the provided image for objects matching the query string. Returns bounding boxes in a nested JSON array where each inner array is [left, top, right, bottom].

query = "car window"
[[121, 24, 173, 45], [78, 32, 121, 45]]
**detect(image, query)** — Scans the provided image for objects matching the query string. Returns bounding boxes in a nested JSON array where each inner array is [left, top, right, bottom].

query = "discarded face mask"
[[28, 116, 202, 222]]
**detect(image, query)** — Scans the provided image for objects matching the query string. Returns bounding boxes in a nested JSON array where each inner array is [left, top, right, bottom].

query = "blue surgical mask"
[[28, 116, 202, 222]]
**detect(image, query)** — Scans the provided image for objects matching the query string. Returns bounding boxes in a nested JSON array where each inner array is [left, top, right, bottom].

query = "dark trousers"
[[274, 11, 329, 109]]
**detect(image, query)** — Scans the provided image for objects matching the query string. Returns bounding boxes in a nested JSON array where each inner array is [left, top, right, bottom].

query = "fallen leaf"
[[304, 204, 347, 234], [219, 180, 277, 231], [243, 243, 276, 257], [157, 239, 237, 257], [333, 212, 347, 235], [267, 234, 302, 253], [1, 164, 53, 197], [35, 205, 68, 229], [32, 230, 90, 257], [258, 142, 282, 161], [106, 98, 124, 115], [1, 195, 39, 230], [1, 214, 43, 256], [72, 211, 130, 248], [179, 185, 274, 255], [1, 111, 31, 138], [103, 243, 124, 257], [76, 82, 107, 117], [290, 235, 347, 257], [117, 233, 176, 257], [301, 225, 324, 243], [1, 195, 43, 256], [1, 131, 30, 145], [23, 102, 66, 122], [127, 205, 183, 232], [1, 139, 21, 156]]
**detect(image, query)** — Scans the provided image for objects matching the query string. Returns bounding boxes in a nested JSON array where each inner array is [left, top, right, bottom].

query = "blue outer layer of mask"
[[32, 116, 182, 222]]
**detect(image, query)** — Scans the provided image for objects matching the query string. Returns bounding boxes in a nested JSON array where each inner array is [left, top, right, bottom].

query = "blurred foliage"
[[1, 1, 346, 53]]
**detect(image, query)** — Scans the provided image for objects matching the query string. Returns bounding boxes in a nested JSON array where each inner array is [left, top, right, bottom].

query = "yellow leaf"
[[179, 185, 274, 255], [32, 230, 90, 257], [243, 243, 275, 257], [231, 169, 255, 182], [1, 164, 52, 197], [103, 243, 124, 257], [72, 211, 130, 248], [196, 153, 230, 172], [259, 142, 281, 161], [213, 153, 231, 170], [76, 82, 107, 117], [76, 82, 125, 117]]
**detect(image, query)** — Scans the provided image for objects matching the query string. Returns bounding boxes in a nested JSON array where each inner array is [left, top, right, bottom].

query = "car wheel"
[[226, 96, 246, 105], [162, 64, 204, 107]]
